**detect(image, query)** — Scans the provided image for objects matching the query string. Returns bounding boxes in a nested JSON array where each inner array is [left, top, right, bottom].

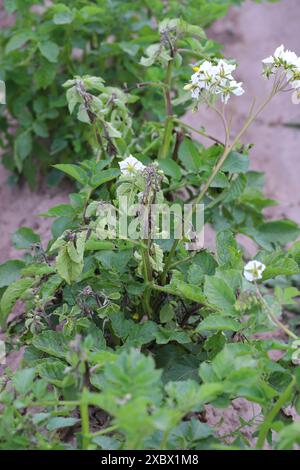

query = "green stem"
[[256, 378, 295, 449], [256, 286, 298, 340], [175, 119, 224, 146], [89, 425, 117, 439], [33, 400, 79, 407], [160, 239, 179, 285], [80, 392, 90, 450], [141, 246, 153, 318], [159, 116, 174, 160], [159, 60, 174, 159], [169, 254, 195, 269]]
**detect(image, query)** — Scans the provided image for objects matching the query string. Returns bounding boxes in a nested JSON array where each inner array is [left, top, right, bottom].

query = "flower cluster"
[[243, 260, 266, 282], [262, 45, 300, 96], [184, 59, 244, 104], [119, 155, 145, 176]]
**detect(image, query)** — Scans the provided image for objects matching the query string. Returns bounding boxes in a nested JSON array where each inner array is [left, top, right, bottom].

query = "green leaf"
[[196, 315, 241, 332], [158, 159, 182, 180], [39, 204, 75, 218], [156, 344, 201, 382], [187, 251, 217, 284], [221, 151, 249, 174], [0, 260, 25, 288], [33, 121, 49, 138], [95, 250, 132, 274], [39, 360, 73, 387], [53, 6, 74, 25], [53, 164, 88, 184], [155, 327, 191, 345], [12, 227, 40, 249], [15, 131, 32, 162], [247, 220, 300, 250], [109, 311, 157, 347], [0, 278, 33, 327], [32, 331, 70, 360], [223, 174, 246, 202], [102, 349, 162, 405], [119, 42, 140, 57], [38, 41, 60, 63], [166, 379, 202, 412], [5, 32, 32, 53], [178, 138, 201, 171], [204, 276, 236, 314], [160, 304, 175, 323], [203, 331, 227, 359], [277, 422, 300, 450], [216, 230, 242, 268], [263, 256, 299, 280], [4, 0, 17, 14], [169, 419, 213, 448], [56, 245, 83, 284], [13, 368, 35, 395], [171, 280, 206, 304], [36, 62, 57, 89], [47, 417, 80, 431], [90, 168, 120, 189]]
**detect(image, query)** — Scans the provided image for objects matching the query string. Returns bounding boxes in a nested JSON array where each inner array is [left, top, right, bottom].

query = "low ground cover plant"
[[2, 9, 300, 451]]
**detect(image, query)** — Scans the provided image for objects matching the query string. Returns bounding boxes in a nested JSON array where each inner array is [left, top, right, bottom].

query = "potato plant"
[[0, 0, 277, 186], [1, 12, 300, 452]]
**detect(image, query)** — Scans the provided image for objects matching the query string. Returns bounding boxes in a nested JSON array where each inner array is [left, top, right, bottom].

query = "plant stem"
[[89, 425, 117, 439], [160, 239, 179, 285], [256, 286, 298, 340], [256, 377, 295, 449], [175, 119, 224, 146], [164, 59, 173, 117], [141, 246, 153, 318], [159, 60, 174, 159], [33, 400, 79, 407], [80, 392, 90, 450]]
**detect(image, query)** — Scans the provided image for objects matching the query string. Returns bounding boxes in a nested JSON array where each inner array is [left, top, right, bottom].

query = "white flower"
[[263, 45, 300, 76], [184, 58, 244, 104], [243, 260, 266, 282], [262, 46, 300, 97], [119, 155, 145, 176]]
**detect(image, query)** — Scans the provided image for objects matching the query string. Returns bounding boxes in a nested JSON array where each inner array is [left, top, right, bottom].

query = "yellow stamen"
[[193, 66, 200, 72]]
